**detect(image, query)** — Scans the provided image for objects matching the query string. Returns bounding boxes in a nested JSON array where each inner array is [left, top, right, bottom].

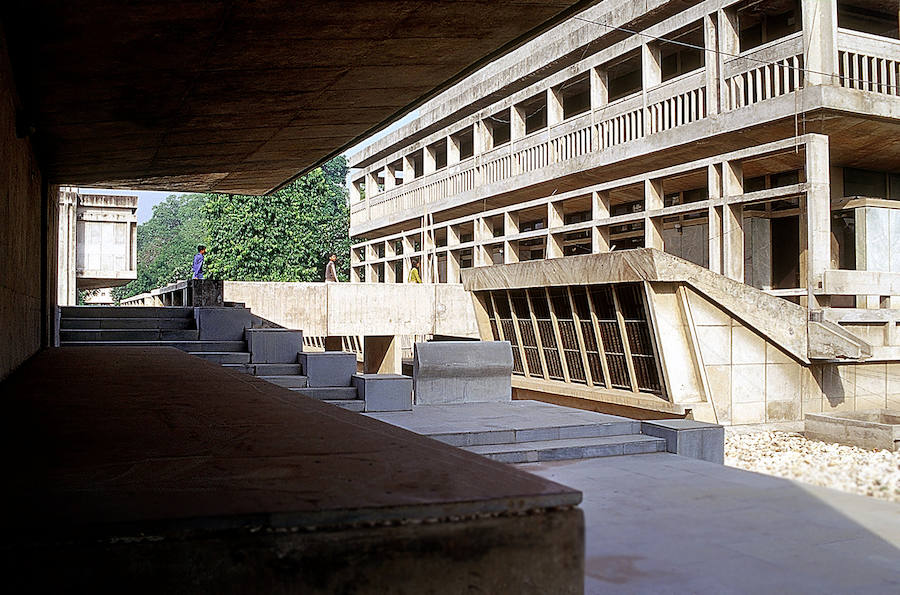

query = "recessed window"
[[486, 109, 511, 147], [408, 149, 424, 178], [556, 73, 591, 119], [451, 126, 474, 160], [659, 25, 705, 82], [516, 93, 547, 135], [428, 139, 447, 170], [606, 50, 642, 102], [736, 0, 801, 53], [838, 1, 899, 39]]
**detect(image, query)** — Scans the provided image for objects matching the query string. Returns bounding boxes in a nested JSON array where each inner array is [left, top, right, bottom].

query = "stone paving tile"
[[522, 453, 900, 595]]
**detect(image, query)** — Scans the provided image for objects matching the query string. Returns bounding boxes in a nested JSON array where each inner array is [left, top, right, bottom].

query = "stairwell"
[[59, 306, 366, 411]]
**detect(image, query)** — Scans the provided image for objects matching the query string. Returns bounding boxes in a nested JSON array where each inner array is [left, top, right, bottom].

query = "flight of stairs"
[[423, 416, 665, 464], [59, 306, 365, 411]]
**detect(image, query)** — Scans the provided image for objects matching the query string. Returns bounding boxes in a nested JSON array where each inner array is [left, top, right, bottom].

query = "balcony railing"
[[722, 33, 803, 111], [837, 28, 900, 96]]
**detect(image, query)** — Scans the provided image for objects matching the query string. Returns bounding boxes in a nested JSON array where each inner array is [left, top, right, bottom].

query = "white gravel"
[[725, 429, 900, 502]]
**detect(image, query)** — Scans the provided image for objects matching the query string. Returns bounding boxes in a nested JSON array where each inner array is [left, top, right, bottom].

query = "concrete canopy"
[[0, 0, 588, 195]]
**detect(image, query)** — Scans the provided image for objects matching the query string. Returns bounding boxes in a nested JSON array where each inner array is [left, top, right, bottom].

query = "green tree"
[[112, 193, 207, 301], [203, 156, 351, 282]]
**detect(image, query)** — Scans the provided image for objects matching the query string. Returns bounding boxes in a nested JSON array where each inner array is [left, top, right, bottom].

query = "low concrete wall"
[[222, 282, 480, 338], [413, 341, 513, 405]]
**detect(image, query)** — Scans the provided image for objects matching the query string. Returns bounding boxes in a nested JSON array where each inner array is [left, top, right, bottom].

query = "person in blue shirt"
[[192, 245, 206, 279]]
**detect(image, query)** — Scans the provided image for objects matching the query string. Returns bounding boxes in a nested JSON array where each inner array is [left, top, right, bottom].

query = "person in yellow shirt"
[[408, 259, 422, 283]]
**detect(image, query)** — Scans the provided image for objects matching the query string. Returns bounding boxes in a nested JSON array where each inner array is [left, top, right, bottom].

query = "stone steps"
[[60, 306, 194, 318], [60, 329, 200, 342], [463, 434, 666, 464], [59, 340, 247, 352], [291, 387, 359, 401], [428, 419, 641, 448], [223, 363, 303, 376], [327, 399, 365, 412], [259, 375, 308, 388], [61, 317, 195, 330], [191, 351, 252, 364]]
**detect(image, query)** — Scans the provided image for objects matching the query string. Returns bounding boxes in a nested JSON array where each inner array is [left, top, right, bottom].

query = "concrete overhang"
[[0, 0, 594, 195]]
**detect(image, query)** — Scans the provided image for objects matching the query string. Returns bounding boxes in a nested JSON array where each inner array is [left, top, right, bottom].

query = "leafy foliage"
[[113, 156, 351, 301]]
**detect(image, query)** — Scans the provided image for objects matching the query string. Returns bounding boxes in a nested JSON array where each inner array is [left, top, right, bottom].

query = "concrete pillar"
[[325, 336, 344, 352], [504, 240, 520, 264], [804, 135, 832, 309], [547, 233, 564, 259], [512, 105, 526, 140], [366, 171, 379, 197], [384, 164, 395, 191], [802, 0, 838, 86], [504, 211, 520, 236], [448, 133, 461, 166], [424, 144, 437, 175], [548, 87, 564, 126], [591, 67, 608, 109], [402, 154, 415, 182], [644, 179, 664, 250], [722, 161, 744, 281], [447, 250, 461, 283], [642, 44, 662, 90], [703, 12, 719, 115], [718, 8, 739, 55], [364, 335, 402, 375], [592, 190, 611, 254], [548, 201, 564, 228], [474, 120, 492, 155], [474, 218, 491, 267], [707, 164, 723, 274]]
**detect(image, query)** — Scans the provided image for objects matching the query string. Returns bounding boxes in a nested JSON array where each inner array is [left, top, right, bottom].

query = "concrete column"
[[718, 8, 739, 108], [802, 0, 838, 86], [707, 164, 723, 274], [384, 164, 395, 191], [547, 233, 564, 259], [548, 87, 564, 126], [402, 154, 415, 182], [504, 240, 520, 264], [644, 179, 664, 250], [511, 105, 526, 140], [447, 250, 461, 283], [591, 67, 609, 109], [366, 171, 379, 197], [592, 190, 611, 253], [804, 134, 832, 309], [448, 133, 461, 166], [474, 218, 491, 267], [548, 201, 564, 228], [703, 12, 719, 115], [424, 144, 437, 175], [642, 44, 662, 90], [504, 211, 519, 236], [474, 120, 492, 155], [447, 225, 460, 248], [364, 336, 402, 374], [722, 161, 744, 281]]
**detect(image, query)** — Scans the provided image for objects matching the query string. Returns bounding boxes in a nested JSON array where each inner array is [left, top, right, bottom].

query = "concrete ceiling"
[[1, 0, 589, 194]]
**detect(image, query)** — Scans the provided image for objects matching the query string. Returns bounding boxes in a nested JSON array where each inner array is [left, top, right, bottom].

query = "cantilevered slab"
[[0, 1, 589, 193]]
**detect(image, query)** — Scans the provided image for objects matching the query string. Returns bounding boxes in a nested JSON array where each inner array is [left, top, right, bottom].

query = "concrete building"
[[348, 0, 900, 424], [57, 189, 137, 305]]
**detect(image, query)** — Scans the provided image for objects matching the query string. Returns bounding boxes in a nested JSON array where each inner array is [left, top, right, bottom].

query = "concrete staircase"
[[59, 306, 366, 411]]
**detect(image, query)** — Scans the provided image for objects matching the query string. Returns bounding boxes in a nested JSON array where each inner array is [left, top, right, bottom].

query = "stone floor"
[[523, 453, 900, 594]]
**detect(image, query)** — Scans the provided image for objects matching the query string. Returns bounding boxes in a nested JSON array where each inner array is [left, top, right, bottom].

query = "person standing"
[[192, 245, 206, 279], [325, 253, 339, 282], [408, 259, 422, 283]]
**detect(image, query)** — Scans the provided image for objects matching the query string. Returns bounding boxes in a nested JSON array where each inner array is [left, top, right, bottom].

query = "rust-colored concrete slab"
[[0, 347, 579, 542], [0, 1, 588, 193]]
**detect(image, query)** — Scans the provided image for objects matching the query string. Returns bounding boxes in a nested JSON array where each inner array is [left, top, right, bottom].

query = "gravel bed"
[[725, 429, 900, 502]]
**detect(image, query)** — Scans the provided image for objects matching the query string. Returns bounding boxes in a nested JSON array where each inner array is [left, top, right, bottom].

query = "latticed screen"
[[478, 282, 665, 399]]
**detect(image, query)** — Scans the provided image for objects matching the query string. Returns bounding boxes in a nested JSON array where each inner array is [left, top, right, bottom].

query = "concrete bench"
[[299, 351, 357, 387], [413, 341, 513, 405], [640, 419, 724, 464], [246, 328, 304, 364], [353, 374, 412, 412]]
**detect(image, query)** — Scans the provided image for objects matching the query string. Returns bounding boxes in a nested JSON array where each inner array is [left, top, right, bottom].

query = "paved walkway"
[[523, 453, 900, 594]]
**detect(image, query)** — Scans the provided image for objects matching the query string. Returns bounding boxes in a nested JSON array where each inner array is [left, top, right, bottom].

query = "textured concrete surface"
[[247, 328, 303, 363], [413, 340, 513, 404], [195, 307, 251, 341], [299, 351, 357, 387], [524, 453, 900, 594], [353, 373, 412, 412], [641, 419, 725, 463], [0, 1, 585, 193]]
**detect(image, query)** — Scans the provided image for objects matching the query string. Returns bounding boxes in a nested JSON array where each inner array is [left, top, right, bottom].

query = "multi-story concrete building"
[[57, 190, 138, 305], [349, 0, 900, 423]]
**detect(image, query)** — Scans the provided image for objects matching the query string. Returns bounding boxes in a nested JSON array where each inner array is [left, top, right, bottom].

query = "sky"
[[82, 109, 419, 224]]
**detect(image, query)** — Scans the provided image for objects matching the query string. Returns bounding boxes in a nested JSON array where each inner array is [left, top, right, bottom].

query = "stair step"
[[190, 352, 251, 364], [428, 420, 641, 447], [291, 387, 358, 400], [60, 329, 199, 342], [325, 399, 365, 412], [60, 306, 194, 319], [251, 363, 303, 376], [259, 375, 308, 388], [60, 317, 194, 330], [463, 435, 666, 464], [59, 340, 246, 352]]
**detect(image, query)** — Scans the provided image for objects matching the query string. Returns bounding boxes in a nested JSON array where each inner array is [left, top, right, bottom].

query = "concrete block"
[[195, 307, 252, 341], [190, 279, 224, 307], [413, 341, 513, 405], [246, 329, 303, 364], [353, 374, 412, 412], [641, 419, 725, 464], [299, 351, 357, 387]]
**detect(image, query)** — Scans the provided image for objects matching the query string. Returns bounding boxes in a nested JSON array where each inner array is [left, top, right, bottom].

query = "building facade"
[[57, 190, 138, 305], [348, 0, 900, 423]]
